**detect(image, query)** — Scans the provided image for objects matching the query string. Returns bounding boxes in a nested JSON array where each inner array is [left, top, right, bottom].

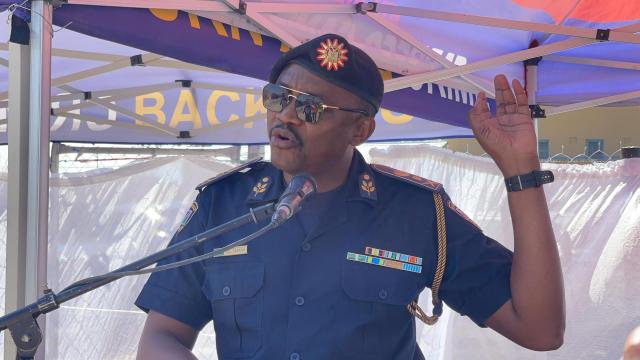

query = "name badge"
[[214, 245, 248, 257]]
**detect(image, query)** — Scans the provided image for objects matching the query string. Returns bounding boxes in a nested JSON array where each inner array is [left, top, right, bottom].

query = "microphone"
[[271, 172, 317, 226]]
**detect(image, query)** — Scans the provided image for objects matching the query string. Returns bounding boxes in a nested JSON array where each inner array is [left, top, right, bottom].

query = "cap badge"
[[316, 38, 349, 71]]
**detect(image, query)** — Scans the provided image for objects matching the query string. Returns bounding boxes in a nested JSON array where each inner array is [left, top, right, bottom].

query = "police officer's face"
[[267, 64, 372, 178]]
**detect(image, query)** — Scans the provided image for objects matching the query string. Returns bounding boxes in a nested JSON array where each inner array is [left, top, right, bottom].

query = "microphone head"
[[270, 172, 318, 226], [288, 172, 317, 200]]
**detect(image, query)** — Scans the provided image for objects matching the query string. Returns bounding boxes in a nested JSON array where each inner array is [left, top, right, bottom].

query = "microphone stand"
[[0, 203, 276, 360]]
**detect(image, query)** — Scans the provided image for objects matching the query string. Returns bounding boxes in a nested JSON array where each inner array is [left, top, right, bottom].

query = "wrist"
[[497, 155, 541, 177]]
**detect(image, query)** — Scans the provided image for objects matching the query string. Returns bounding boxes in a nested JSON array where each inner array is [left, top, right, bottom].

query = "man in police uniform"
[[136, 34, 565, 359]]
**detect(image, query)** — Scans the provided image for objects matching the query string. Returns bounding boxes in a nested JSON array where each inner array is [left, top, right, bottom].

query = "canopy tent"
[[0, 3, 483, 145], [1, 1, 638, 144], [0, 1, 639, 359]]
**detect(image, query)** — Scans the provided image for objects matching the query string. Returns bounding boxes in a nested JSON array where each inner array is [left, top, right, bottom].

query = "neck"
[[283, 150, 355, 193]]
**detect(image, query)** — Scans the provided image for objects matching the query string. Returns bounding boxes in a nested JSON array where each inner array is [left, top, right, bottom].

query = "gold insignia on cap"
[[316, 38, 349, 71]]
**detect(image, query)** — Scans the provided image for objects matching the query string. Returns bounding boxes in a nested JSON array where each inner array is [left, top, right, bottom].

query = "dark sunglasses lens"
[[262, 84, 287, 112], [295, 95, 323, 123]]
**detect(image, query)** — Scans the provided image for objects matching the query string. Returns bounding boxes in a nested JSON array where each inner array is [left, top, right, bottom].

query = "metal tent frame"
[[4, 1, 639, 359]]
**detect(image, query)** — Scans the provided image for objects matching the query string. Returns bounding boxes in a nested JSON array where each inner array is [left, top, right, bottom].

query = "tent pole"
[[371, 4, 640, 45], [27, 1, 53, 359], [384, 37, 593, 92], [5, 32, 31, 360], [546, 90, 640, 116], [525, 59, 540, 156], [50, 142, 60, 174]]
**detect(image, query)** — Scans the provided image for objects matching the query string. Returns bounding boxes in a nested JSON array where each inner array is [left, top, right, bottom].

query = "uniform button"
[[290, 352, 301, 360], [295, 296, 305, 306], [378, 289, 388, 300], [301, 242, 312, 252], [222, 286, 231, 296]]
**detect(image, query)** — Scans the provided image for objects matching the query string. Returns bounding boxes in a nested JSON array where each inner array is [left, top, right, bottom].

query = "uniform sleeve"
[[135, 190, 213, 331], [436, 190, 513, 327]]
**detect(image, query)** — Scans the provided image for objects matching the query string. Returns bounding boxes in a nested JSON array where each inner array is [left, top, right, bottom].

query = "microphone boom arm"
[[0, 202, 276, 360]]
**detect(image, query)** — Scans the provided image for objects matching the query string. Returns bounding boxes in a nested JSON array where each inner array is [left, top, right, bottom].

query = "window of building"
[[538, 139, 550, 160], [586, 139, 604, 156]]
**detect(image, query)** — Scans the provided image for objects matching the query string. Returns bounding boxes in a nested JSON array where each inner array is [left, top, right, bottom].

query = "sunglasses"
[[262, 83, 371, 124]]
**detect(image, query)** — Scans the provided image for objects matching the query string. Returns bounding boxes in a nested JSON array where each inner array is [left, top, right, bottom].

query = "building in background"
[[446, 106, 640, 161]]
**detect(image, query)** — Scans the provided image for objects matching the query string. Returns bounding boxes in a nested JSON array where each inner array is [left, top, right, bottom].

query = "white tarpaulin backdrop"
[[0, 145, 638, 359]]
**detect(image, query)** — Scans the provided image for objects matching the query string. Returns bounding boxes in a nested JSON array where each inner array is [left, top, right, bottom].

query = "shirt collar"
[[245, 164, 285, 205], [244, 150, 377, 206], [344, 150, 378, 206]]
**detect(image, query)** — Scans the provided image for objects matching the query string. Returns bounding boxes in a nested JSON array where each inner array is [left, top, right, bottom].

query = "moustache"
[[269, 124, 304, 146]]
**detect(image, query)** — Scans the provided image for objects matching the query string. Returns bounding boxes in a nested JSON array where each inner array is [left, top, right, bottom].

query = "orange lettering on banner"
[[188, 13, 201, 29], [212, 20, 229, 37], [280, 42, 290, 52], [136, 92, 166, 125], [381, 109, 413, 125], [207, 91, 240, 125], [249, 31, 263, 46], [171, 90, 202, 129], [244, 94, 267, 128], [150, 9, 178, 21], [231, 26, 241, 40]]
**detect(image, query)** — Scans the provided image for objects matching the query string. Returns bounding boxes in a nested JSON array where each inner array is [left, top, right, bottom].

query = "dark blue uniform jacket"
[[136, 150, 512, 360]]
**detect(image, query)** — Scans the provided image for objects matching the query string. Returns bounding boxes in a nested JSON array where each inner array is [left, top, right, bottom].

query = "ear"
[[350, 116, 376, 146]]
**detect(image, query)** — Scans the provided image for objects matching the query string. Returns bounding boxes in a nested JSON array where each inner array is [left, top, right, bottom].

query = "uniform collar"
[[244, 150, 377, 206], [344, 150, 378, 206], [245, 164, 285, 205]]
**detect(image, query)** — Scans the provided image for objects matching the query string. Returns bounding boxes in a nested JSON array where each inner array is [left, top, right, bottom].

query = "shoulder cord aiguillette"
[[407, 192, 447, 325]]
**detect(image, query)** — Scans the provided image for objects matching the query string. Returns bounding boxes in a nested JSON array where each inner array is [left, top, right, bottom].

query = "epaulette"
[[371, 164, 443, 192], [195, 157, 265, 192]]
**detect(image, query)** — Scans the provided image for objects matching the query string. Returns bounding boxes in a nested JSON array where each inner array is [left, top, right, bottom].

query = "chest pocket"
[[341, 259, 422, 358], [203, 262, 264, 359]]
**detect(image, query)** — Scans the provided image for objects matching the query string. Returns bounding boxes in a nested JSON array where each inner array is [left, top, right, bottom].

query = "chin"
[[270, 147, 305, 174]]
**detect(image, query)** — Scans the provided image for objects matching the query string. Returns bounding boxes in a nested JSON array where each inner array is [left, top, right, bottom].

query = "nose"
[[275, 96, 303, 126]]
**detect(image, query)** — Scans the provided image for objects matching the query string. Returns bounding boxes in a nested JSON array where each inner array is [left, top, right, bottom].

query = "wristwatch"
[[504, 170, 554, 192]]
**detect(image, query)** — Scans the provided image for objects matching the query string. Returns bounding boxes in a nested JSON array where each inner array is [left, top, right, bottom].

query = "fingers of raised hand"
[[494, 75, 518, 114], [512, 79, 531, 116], [470, 92, 491, 118]]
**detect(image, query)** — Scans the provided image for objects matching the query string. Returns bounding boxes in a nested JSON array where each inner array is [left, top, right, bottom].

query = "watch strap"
[[504, 170, 554, 192]]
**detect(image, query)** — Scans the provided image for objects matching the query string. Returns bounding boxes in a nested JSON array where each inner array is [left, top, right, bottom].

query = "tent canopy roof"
[[1, 0, 638, 144]]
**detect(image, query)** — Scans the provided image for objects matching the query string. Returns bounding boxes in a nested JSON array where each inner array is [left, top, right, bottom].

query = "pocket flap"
[[342, 261, 420, 306], [202, 262, 265, 300]]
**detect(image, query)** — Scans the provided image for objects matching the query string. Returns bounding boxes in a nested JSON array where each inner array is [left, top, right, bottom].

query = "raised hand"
[[469, 74, 540, 177]]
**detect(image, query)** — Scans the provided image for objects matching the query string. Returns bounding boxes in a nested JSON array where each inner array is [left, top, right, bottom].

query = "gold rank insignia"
[[316, 38, 349, 71], [248, 176, 272, 201], [359, 172, 377, 200]]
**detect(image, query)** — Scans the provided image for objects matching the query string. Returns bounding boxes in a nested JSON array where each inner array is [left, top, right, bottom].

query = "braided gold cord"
[[407, 192, 448, 325]]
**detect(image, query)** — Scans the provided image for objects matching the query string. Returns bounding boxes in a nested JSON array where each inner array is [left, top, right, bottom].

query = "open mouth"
[[270, 127, 301, 149]]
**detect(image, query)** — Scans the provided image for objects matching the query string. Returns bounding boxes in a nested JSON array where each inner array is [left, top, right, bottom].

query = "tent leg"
[[27, 1, 53, 359], [50, 142, 60, 174], [525, 60, 541, 156], [5, 39, 31, 360]]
